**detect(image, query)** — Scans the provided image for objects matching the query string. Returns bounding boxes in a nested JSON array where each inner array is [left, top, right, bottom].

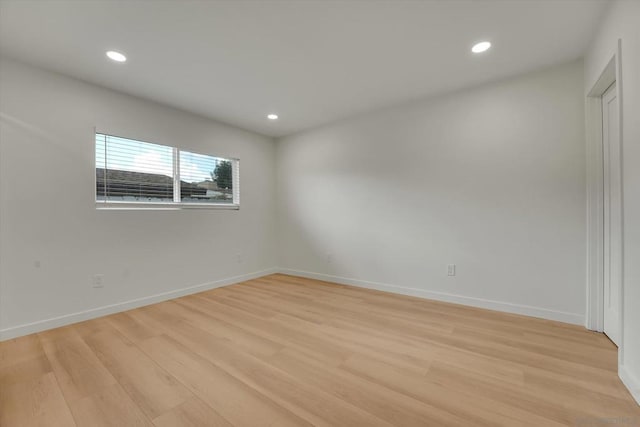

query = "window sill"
[[95, 202, 239, 210]]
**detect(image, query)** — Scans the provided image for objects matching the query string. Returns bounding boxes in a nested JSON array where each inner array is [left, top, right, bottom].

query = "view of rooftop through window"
[[95, 133, 236, 205]]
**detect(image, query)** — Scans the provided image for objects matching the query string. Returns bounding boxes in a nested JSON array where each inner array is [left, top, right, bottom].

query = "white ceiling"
[[0, 0, 608, 137]]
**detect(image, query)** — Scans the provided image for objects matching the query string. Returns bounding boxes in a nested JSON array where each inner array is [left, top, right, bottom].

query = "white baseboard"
[[0, 268, 278, 341], [278, 268, 584, 325], [0, 266, 586, 338], [620, 364, 640, 406]]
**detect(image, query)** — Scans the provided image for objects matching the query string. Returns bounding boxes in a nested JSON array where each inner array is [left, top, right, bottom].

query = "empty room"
[[1, 0, 639, 425]]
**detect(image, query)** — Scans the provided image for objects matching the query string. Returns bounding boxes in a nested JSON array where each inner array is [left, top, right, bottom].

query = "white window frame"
[[95, 132, 240, 210]]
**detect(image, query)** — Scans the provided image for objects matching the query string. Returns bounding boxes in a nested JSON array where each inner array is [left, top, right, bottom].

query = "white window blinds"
[[95, 133, 239, 208]]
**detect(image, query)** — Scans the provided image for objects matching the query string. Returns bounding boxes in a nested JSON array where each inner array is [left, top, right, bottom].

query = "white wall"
[[0, 58, 277, 339], [277, 60, 586, 324], [585, 0, 640, 404]]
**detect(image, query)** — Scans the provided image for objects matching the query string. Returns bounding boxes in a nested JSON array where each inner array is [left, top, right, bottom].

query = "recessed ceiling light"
[[106, 50, 127, 62], [471, 41, 491, 53], [267, 114, 279, 120]]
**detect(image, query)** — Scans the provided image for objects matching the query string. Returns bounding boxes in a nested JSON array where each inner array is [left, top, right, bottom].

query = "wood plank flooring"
[[1, 273, 639, 426]]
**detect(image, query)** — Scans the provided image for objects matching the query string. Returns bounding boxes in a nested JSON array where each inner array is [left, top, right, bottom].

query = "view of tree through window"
[[214, 160, 233, 189], [179, 150, 234, 203], [95, 133, 238, 206]]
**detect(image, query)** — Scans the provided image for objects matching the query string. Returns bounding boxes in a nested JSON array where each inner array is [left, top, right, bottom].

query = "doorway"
[[602, 81, 622, 346], [585, 48, 623, 357]]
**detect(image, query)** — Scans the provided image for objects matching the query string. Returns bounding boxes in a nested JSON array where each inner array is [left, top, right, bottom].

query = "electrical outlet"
[[92, 274, 104, 288], [447, 264, 456, 276], [236, 253, 243, 263], [327, 253, 333, 264]]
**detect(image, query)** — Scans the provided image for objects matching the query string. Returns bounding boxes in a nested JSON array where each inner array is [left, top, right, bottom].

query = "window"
[[95, 133, 239, 209]]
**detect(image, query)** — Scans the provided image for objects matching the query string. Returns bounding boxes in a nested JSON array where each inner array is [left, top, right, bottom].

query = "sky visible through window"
[[95, 134, 221, 183]]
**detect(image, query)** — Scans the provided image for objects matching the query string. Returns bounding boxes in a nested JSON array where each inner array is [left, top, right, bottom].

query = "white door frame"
[[585, 40, 624, 362]]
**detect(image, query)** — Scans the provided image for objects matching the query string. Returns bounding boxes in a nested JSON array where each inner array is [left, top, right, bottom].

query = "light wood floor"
[[1, 274, 639, 426]]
